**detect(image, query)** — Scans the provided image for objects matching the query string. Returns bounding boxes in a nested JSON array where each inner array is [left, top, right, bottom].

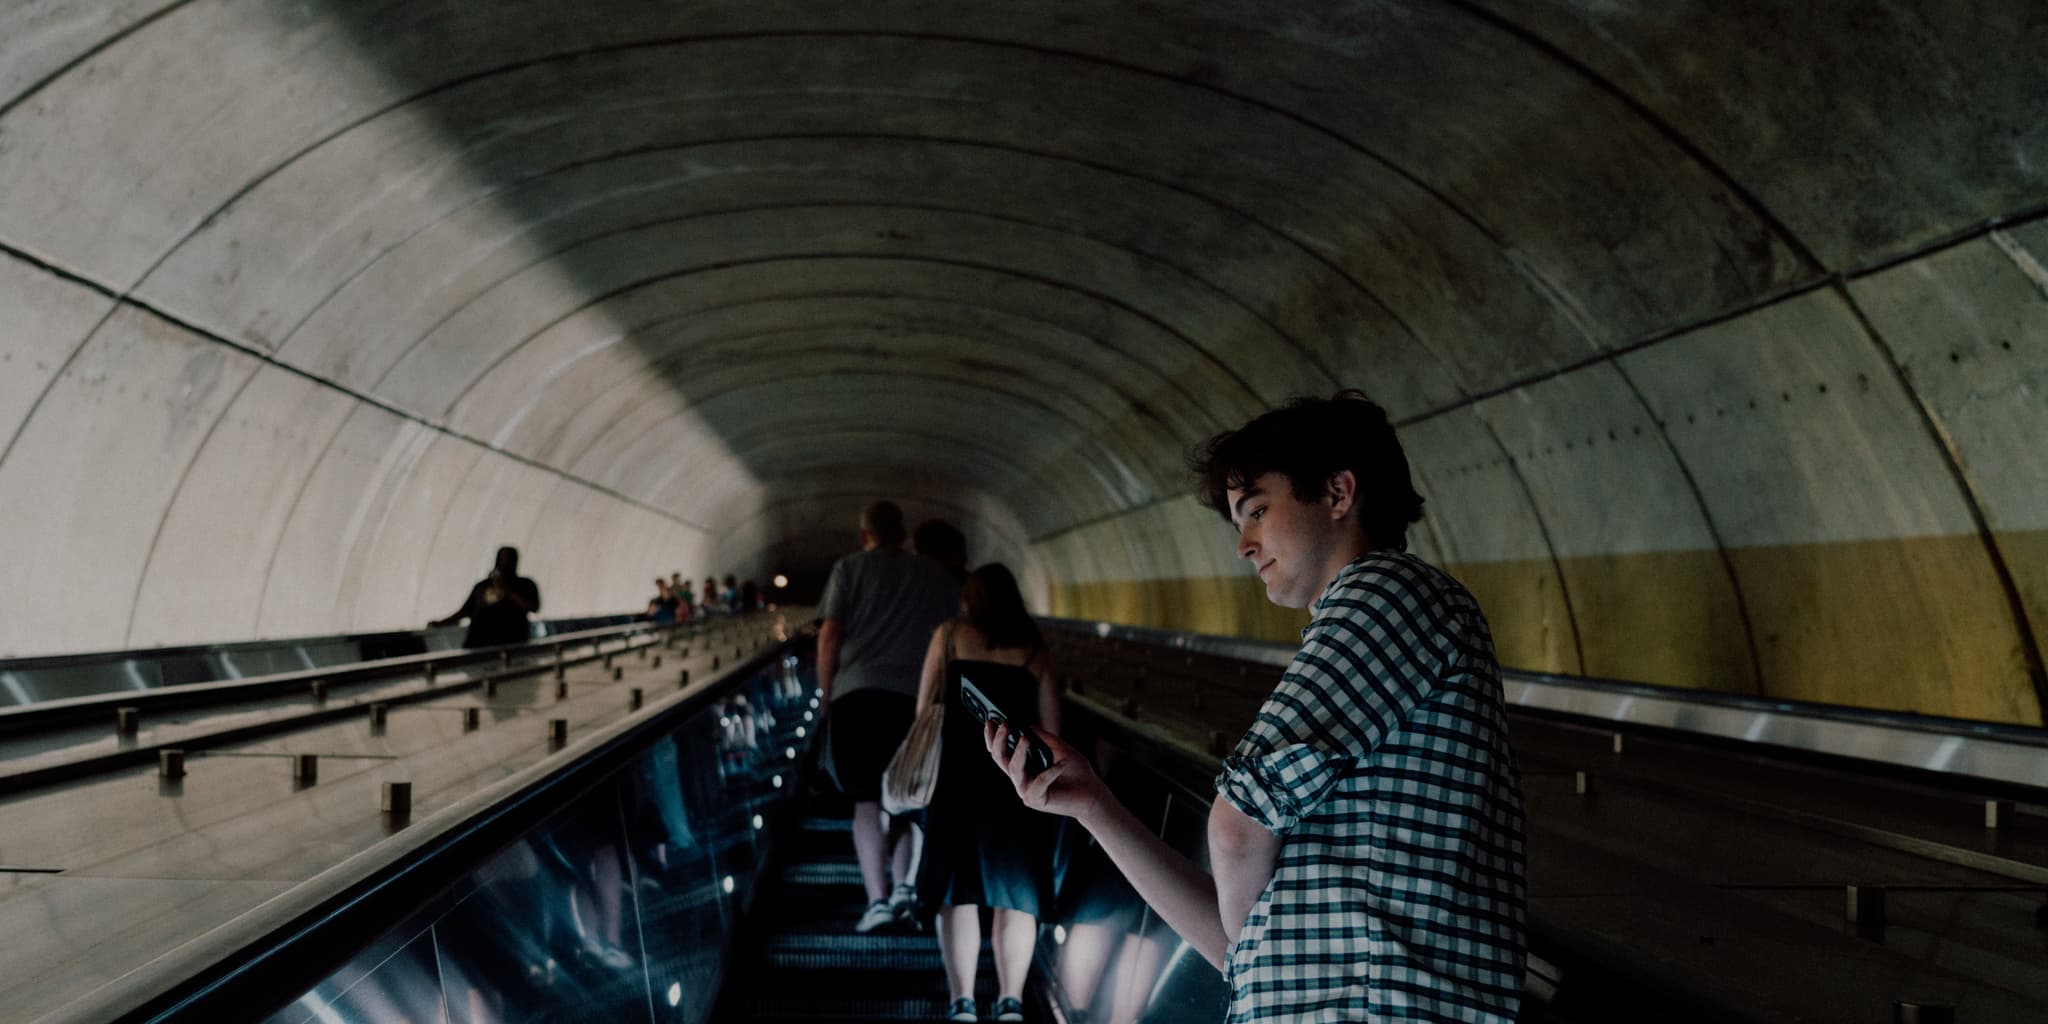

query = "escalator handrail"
[[36, 633, 800, 1024], [0, 619, 682, 734]]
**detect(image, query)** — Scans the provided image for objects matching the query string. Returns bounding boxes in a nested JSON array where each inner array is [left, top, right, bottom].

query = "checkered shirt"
[[1215, 551, 1527, 1022]]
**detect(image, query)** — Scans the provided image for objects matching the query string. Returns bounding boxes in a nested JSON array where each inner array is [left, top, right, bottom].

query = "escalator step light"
[[294, 753, 319, 783], [631, 688, 644, 710], [679, 668, 691, 687], [381, 781, 411, 815], [310, 680, 327, 703], [116, 707, 140, 735], [554, 664, 565, 680], [463, 708, 480, 731], [158, 750, 185, 780], [1611, 733, 1626, 754], [424, 664, 437, 683], [549, 719, 568, 750], [612, 665, 624, 681], [485, 679, 498, 697], [604, 654, 613, 668], [500, 651, 511, 668], [369, 704, 389, 727], [713, 656, 721, 670], [652, 655, 662, 668], [682, 646, 690, 657], [1574, 770, 1595, 795], [1986, 800, 2014, 829], [556, 680, 569, 699]]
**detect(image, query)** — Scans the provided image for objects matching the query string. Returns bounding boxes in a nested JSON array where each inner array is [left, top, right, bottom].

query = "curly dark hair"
[[1190, 390, 1424, 551]]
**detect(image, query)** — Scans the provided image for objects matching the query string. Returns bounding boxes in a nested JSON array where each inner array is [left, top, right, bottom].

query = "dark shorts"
[[826, 690, 916, 803]]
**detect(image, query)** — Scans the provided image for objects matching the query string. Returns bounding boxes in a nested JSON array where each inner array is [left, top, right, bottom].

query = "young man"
[[988, 392, 1527, 1022]]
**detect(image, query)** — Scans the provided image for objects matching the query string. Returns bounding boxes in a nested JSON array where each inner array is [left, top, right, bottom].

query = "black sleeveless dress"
[[914, 631, 1055, 916]]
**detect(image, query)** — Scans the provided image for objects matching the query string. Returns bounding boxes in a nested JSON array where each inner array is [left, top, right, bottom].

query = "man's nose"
[[1237, 527, 1258, 561]]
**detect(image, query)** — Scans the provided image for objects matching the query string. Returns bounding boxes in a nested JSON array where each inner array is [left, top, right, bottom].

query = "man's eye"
[[1250, 507, 1266, 520]]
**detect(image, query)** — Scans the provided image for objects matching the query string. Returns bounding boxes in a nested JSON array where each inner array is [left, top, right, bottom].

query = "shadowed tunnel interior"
[[0, 1, 2043, 726]]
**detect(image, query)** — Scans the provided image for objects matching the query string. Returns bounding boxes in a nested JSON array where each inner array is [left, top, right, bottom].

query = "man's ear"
[[1325, 469, 1358, 521]]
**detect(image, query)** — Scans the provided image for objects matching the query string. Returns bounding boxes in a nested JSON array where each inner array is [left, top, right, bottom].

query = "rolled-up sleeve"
[[1217, 742, 1345, 835], [1214, 576, 1439, 832]]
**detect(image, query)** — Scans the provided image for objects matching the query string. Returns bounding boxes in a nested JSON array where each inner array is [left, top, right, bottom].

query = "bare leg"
[[1107, 933, 1167, 1024], [937, 903, 982, 1003], [850, 800, 890, 904], [889, 819, 922, 888], [990, 907, 1039, 1003], [1060, 921, 1117, 1016]]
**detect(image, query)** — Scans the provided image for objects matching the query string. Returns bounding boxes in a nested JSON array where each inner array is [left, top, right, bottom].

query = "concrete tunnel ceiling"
[[0, 2, 2043, 726]]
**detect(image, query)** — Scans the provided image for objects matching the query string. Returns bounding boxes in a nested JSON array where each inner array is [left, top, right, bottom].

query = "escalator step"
[[757, 932, 944, 971], [779, 861, 862, 887], [715, 993, 949, 1021]]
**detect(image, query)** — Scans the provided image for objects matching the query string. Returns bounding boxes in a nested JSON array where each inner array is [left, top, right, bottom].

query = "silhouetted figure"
[[431, 546, 541, 649], [913, 518, 969, 584]]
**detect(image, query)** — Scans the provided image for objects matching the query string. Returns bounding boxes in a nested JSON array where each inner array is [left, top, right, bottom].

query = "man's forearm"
[[1077, 793, 1231, 970], [1209, 796, 1284, 945]]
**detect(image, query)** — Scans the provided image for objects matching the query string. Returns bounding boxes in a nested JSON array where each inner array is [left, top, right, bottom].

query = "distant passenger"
[[913, 518, 969, 584], [430, 546, 542, 649], [740, 579, 761, 611], [644, 578, 679, 624], [817, 500, 962, 934], [722, 573, 741, 613], [986, 391, 1528, 1024], [914, 564, 1060, 1023], [701, 576, 721, 617], [672, 573, 695, 620]]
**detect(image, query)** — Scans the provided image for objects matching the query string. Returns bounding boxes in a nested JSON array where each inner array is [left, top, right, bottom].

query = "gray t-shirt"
[[819, 546, 962, 701]]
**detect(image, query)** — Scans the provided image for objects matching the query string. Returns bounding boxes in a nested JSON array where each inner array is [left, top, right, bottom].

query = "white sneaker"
[[854, 899, 896, 933], [885, 883, 918, 924]]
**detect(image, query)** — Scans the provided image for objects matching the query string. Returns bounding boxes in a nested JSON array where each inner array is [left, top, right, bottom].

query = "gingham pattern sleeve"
[[1217, 573, 1444, 833]]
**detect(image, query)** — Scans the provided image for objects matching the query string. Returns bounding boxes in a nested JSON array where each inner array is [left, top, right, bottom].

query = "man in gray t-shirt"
[[818, 500, 961, 931]]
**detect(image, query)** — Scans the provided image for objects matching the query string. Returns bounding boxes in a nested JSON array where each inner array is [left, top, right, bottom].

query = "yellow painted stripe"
[[1051, 533, 2045, 727]]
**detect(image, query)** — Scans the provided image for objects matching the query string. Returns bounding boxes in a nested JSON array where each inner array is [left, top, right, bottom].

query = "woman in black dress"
[[913, 564, 1062, 1023]]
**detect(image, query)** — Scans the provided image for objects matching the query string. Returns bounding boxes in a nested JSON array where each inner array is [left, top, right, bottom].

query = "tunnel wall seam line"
[[0, 236, 714, 534], [116, 341, 270, 648], [1438, 0, 1825, 273], [1831, 285, 2048, 723], [1606, 365, 1768, 696], [0, 0, 199, 121]]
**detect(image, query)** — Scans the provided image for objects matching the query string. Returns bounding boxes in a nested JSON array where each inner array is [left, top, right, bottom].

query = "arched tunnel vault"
[[0, 2, 2041, 727]]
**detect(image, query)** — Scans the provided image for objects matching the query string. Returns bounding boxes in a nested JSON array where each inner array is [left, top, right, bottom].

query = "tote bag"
[[880, 624, 951, 815]]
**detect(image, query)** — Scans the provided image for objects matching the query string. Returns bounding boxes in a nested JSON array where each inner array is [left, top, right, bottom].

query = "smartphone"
[[958, 675, 1053, 777]]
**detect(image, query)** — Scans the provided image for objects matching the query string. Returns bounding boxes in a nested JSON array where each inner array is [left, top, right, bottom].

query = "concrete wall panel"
[[126, 367, 358, 646], [1850, 229, 2048, 699], [0, 256, 113, 451], [1622, 291, 2036, 722], [0, 309, 258, 655], [1403, 411, 1579, 675], [1471, 367, 1754, 691], [257, 405, 414, 637]]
